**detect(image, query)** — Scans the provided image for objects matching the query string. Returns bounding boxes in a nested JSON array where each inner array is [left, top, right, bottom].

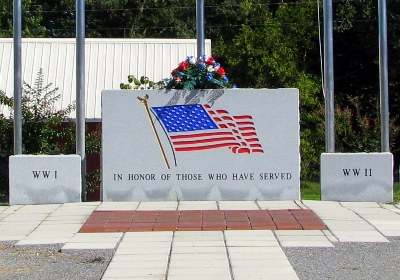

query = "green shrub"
[[0, 69, 100, 200]]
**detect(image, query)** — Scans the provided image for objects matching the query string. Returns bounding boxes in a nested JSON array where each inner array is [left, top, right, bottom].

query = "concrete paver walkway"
[[1, 200, 400, 279]]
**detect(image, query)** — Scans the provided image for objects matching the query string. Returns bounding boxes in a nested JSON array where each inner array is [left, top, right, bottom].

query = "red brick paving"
[[78, 209, 327, 233]]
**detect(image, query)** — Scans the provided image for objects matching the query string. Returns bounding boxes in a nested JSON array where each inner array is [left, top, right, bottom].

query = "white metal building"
[[0, 38, 212, 120]]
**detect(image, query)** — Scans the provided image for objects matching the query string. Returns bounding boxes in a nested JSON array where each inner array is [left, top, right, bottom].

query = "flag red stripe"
[[236, 121, 254, 125], [173, 136, 237, 145], [241, 132, 257, 137], [170, 131, 232, 139], [250, 144, 262, 147], [221, 116, 233, 121], [175, 142, 240, 152], [246, 138, 261, 142], [237, 127, 256, 131], [233, 115, 252, 120]]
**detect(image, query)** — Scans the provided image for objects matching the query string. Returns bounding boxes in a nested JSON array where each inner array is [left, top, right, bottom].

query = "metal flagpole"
[[76, 0, 86, 201], [323, 0, 335, 153], [378, 0, 390, 152], [13, 0, 22, 155], [196, 0, 205, 58]]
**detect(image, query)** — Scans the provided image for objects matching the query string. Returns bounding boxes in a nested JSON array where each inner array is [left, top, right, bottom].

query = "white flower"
[[188, 56, 196, 64], [207, 65, 214, 72]]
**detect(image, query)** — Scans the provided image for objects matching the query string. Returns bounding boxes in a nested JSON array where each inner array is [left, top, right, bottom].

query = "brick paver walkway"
[[79, 209, 327, 233]]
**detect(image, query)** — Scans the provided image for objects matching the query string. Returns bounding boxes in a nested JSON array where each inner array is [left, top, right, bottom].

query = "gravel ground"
[[0, 242, 113, 280], [284, 237, 400, 280], [3, 238, 400, 280]]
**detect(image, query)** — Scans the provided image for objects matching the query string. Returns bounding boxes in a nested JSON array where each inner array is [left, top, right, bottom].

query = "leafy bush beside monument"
[[0, 69, 100, 201]]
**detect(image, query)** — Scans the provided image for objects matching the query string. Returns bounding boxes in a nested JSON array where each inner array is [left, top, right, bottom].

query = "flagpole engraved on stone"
[[137, 94, 171, 169]]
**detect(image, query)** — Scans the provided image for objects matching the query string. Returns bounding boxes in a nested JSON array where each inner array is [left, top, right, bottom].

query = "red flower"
[[217, 67, 226, 76], [171, 68, 179, 76], [178, 61, 189, 71], [205, 57, 215, 65]]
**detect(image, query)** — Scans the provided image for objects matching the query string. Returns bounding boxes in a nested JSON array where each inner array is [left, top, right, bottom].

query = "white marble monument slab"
[[102, 89, 300, 201], [321, 153, 393, 202], [9, 155, 82, 205]]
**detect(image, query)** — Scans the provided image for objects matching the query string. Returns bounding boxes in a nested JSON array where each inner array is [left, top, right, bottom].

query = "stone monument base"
[[321, 152, 393, 202], [102, 89, 301, 201], [9, 155, 82, 205]]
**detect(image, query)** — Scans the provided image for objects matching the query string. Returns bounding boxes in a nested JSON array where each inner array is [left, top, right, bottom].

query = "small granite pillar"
[[9, 155, 82, 205], [321, 152, 393, 202]]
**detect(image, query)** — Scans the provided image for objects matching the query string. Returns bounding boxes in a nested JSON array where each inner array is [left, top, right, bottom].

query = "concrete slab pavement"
[[1, 200, 400, 279]]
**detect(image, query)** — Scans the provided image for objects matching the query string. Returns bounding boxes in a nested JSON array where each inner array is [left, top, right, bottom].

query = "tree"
[[333, 0, 400, 161], [0, 0, 46, 37], [214, 0, 324, 179]]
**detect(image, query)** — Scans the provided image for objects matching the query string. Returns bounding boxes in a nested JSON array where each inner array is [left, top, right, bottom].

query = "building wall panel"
[[0, 38, 211, 119]]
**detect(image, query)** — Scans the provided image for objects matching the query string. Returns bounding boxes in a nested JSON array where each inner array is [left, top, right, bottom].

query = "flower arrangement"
[[166, 56, 230, 90]]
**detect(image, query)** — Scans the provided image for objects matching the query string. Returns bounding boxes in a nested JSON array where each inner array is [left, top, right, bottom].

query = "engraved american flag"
[[151, 104, 264, 154]]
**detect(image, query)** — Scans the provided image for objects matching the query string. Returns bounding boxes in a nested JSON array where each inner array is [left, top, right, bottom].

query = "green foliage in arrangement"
[[120, 75, 158, 90], [166, 56, 230, 90]]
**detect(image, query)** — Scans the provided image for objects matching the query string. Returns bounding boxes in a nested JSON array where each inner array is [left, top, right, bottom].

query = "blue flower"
[[206, 73, 213, 81], [198, 62, 205, 71], [223, 76, 229, 83], [178, 72, 185, 77]]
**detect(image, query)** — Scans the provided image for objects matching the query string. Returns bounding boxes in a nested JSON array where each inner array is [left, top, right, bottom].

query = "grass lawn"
[[301, 181, 400, 203], [0, 182, 399, 205], [301, 181, 321, 200], [394, 182, 400, 203]]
